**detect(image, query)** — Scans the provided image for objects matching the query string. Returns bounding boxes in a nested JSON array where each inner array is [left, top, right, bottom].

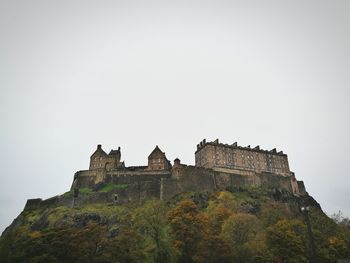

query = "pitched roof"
[[148, 145, 165, 159], [109, 148, 121, 156], [91, 144, 108, 157]]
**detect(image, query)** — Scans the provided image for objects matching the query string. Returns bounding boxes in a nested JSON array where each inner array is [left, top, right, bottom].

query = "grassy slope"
[[0, 188, 349, 263]]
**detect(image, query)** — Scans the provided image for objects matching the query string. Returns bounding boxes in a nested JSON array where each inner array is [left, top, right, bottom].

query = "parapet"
[[196, 138, 286, 156], [24, 198, 43, 210]]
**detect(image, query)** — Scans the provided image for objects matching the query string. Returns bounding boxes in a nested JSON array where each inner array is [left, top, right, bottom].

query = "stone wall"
[[160, 165, 298, 200], [21, 139, 309, 212], [297, 181, 307, 196], [72, 170, 106, 188], [25, 162, 305, 211]]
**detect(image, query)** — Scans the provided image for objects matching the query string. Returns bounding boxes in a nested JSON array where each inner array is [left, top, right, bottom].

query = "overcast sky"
[[1, 0, 349, 233]]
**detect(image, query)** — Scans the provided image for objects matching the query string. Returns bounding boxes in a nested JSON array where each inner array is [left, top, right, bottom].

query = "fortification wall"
[[26, 164, 303, 211], [161, 166, 216, 200], [72, 170, 106, 189], [161, 165, 297, 200], [25, 176, 165, 211], [297, 181, 307, 196]]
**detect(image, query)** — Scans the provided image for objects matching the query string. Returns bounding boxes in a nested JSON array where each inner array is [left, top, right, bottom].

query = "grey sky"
[[1, 0, 349, 233]]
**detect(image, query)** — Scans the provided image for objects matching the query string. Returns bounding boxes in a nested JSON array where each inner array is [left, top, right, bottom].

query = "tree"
[[330, 211, 350, 228], [266, 219, 308, 263], [103, 226, 145, 263], [308, 209, 350, 262], [222, 213, 260, 246], [221, 213, 261, 263], [208, 205, 233, 235], [167, 199, 207, 263], [259, 201, 293, 227], [134, 199, 174, 263]]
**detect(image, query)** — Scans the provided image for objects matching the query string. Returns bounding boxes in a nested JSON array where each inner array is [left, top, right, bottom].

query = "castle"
[[24, 139, 307, 210]]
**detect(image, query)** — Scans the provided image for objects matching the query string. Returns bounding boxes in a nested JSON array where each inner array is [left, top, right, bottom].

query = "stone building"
[[24, 139, 311, 210], [148, 146, 171, 171], [89, 144, 124, 171], [29, 138, 309, 211], [195, 139, 290, 176]]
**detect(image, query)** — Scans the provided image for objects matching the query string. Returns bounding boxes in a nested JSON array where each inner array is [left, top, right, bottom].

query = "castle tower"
[[148, 146, 171, 171]]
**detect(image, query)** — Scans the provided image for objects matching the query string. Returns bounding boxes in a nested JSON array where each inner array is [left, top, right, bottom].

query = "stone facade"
[[147, 146, 171, 171], [89, 145, 124, 171], [24, 139, 309, 210], [73, 139, 305, 198], [195, 139, 290, 176]]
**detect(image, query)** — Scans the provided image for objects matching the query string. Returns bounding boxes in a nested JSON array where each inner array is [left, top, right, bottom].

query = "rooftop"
[[196, 139, 287, 156]]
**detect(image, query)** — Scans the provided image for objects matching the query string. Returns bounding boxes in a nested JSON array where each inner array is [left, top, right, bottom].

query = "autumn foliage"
[[1, 190, 349, 263]]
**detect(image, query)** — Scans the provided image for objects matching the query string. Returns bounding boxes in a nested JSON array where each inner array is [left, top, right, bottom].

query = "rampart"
[[23, 139, 308, 210]]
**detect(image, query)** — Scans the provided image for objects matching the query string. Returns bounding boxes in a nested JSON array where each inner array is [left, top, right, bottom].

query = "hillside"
[[1, 187, 349, 263]]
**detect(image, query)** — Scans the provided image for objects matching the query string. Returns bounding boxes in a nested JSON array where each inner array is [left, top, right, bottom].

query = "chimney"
[[97, 144, 102, 150], [173, 158, 181, 169]]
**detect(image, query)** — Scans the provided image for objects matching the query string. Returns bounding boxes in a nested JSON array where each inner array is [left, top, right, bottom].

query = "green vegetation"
[[62, 190, 71, 197], [98, 183, 129, 192], [1, 189, 349, 263], [79, 188, 93, 194], [60, 184, 129, 197]]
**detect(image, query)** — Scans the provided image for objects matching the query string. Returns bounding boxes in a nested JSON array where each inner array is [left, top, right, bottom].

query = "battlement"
[[196, 139, 286, 156], [68, 139, 305, 203]]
